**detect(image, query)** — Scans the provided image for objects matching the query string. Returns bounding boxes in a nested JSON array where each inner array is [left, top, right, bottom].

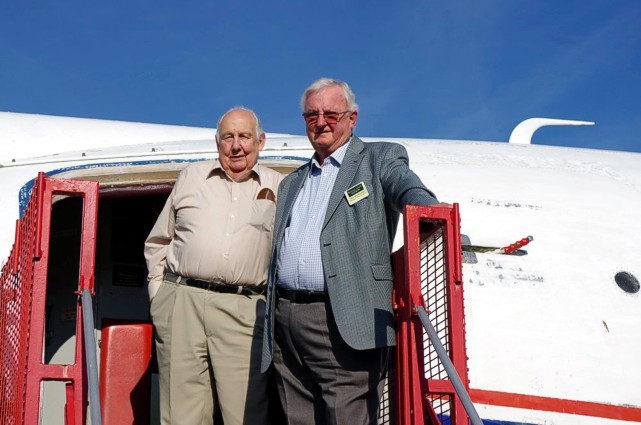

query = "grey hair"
[[215, 106, 265, 141], [300, 78, 359, 112]]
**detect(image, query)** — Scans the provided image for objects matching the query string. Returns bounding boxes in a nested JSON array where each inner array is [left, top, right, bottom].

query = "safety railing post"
[[394, 204, 476, 425]]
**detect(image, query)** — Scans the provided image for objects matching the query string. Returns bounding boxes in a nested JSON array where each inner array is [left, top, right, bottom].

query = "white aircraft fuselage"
[[0, 112, 639, 425]]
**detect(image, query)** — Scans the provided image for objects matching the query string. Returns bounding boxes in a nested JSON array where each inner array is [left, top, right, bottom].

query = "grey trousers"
[[273, 298, 388, 425]]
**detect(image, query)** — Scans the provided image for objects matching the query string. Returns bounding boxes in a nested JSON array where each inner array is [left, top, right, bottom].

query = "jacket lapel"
[[322, 136, 365, 230]]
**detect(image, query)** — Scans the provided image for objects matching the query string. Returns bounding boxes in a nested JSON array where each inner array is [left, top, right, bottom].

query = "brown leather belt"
[[164, 272, 264, 296], [276, 287, 329, 303]]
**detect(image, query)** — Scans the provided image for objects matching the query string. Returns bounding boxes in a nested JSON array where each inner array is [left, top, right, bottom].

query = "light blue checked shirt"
[[276, 141, 350, 291]]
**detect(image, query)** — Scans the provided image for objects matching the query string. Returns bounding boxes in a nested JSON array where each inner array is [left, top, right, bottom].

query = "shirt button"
[[225, 233, 230, 237], [233, 197, 238, 201]]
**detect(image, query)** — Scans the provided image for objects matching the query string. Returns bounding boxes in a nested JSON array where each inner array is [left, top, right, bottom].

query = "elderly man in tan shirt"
[[145, 107, 282, 425]]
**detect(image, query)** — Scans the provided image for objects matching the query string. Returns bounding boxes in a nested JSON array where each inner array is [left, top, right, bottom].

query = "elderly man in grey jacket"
[[262, 78, 438, 425]]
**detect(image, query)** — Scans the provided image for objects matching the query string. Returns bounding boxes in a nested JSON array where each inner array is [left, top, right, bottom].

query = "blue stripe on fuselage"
[[17, 156, 309, 216]]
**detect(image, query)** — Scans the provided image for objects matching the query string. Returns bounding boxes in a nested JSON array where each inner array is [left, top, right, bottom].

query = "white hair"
[[300, 78, 359, 112]]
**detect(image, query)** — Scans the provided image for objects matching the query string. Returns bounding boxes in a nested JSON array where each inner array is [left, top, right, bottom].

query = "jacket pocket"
[[371, 263, 393, 281]]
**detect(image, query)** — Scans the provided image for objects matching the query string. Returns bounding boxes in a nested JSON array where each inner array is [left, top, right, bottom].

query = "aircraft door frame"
[[0, 172, 99, 425]]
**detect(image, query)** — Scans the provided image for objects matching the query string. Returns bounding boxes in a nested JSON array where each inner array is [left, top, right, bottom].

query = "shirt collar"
[[311, 138, 351, 170]]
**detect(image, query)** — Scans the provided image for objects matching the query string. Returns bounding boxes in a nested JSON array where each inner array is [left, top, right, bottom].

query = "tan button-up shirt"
[[144, 160, 283, 299]]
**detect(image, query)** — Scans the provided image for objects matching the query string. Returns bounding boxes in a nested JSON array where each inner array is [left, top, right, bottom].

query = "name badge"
[[344, 182, 369, 206]]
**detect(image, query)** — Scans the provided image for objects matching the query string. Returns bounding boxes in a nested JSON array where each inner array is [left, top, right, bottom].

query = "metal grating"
[[0, 177, 42, 425], [420, 225, 453, 423], [378, 371, 393, 424], [377, 349, 399, 424]]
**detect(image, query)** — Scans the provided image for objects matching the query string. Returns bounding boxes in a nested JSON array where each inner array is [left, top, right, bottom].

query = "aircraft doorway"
[[40, 161, 299, 424], [94, 190, 168, 323], [43, 185, 171, 424]]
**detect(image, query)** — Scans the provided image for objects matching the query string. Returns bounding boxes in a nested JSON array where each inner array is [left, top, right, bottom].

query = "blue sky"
[[1, 1, 640, 152]]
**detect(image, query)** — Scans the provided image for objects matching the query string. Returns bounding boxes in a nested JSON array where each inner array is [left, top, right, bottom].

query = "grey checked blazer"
[[261, 136, 438, 372]]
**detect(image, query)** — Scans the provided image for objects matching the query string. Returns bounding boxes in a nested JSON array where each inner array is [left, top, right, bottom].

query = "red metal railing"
[[0, 173, 99, 425], [394, 203, 470, 425]]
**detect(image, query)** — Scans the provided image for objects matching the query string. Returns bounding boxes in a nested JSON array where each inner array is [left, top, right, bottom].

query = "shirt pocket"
[[249, 199, 276, 232]]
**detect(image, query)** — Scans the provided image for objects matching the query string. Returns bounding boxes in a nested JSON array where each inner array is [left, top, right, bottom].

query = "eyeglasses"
[[301, 111, 351, 125]]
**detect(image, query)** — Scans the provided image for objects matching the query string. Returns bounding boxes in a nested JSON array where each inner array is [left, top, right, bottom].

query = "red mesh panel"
[[0, 176, 43, 425], [394, 204, 469, 425], [0, 173, 99, 425]]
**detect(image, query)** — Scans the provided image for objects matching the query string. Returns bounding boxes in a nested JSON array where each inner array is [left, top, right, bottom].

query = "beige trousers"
[[150, 279, 269, 425]]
